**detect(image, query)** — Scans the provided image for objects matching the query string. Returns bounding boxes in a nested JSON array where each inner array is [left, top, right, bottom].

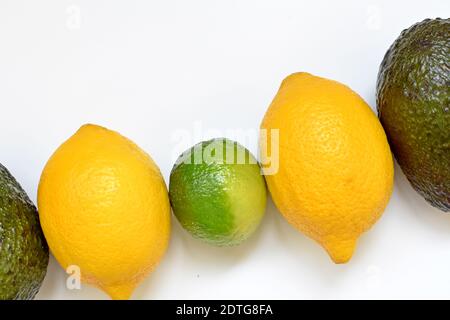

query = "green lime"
[[169, 138, 267, 246]]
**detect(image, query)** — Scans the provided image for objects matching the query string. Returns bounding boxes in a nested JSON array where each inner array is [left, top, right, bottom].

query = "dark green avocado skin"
[[377, 18, 450, 212], [0, 164, 49, 299]]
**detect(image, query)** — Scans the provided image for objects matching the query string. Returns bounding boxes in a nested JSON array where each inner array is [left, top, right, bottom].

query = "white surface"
[[0, 0, 449, 300]]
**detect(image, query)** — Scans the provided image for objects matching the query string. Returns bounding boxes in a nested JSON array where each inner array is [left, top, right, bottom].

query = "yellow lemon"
[[261, 73, 393, 264], [38, 124, 171, 299]]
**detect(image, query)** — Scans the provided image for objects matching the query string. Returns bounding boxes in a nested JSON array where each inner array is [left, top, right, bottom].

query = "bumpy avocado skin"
[[0, 164, 49, 299], [377, 18, 450, 212]]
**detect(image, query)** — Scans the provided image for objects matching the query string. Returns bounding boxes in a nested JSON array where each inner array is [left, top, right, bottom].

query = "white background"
[[0, 0, 449, 300]]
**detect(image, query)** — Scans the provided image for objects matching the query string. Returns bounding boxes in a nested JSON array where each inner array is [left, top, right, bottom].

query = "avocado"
[[0, 163, 49, 299], [377, 18, 449, 212]]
